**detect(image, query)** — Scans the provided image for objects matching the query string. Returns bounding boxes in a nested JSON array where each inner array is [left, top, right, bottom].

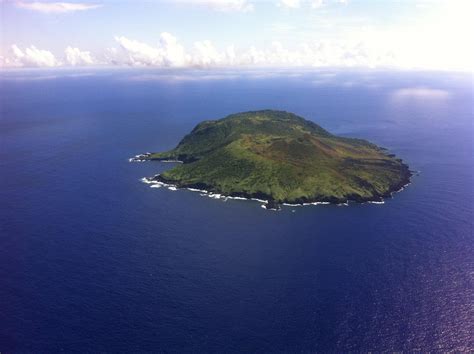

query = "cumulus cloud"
[[0, 36, 400, 69], [224, 45, 237, 65], [65, 47, 94, 65], [10, 45, 60, 67], [2, 30, 453, 70], [105, 33, 399, 69], [239, 46, 266, 65], [235, 40, 397, 68], [15, 1, 102, 14], [175, 0, 254, 12], [192, 40, 222, 66], [0, 55, 12, 67], [114, 36, 161, 66], [159, 32, 188, 66], [114, 33, 188, 67]]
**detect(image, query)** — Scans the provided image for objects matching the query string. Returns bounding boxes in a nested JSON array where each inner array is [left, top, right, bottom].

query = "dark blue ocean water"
[[0, 68, 473, 352]]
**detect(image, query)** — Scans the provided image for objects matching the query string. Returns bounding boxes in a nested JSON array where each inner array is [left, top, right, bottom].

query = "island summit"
[[132, 110, 411, 209]]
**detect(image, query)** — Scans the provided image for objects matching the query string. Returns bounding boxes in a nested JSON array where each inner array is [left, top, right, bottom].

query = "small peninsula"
[[133, 110, 411, 209]]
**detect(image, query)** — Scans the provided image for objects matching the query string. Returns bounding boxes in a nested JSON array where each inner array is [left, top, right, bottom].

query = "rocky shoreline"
[[129, 153, 183, 163], [140, 166, 413, 211]]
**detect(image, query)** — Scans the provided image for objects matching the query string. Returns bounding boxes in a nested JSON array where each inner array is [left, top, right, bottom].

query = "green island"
[[133, 110, 411, 209]]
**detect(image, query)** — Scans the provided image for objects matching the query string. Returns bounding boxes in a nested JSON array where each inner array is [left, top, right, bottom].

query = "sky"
[[0, 0, 473, 71]]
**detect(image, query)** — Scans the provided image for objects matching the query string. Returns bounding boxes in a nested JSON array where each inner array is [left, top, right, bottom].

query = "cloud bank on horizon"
[[0, 0, 472, 71]]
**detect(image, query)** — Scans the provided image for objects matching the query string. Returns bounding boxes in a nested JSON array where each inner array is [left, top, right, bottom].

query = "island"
[[132, 110, 411, 210]]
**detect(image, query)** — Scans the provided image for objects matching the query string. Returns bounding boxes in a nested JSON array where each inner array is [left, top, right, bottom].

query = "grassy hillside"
[[143, 110, 411, 207]]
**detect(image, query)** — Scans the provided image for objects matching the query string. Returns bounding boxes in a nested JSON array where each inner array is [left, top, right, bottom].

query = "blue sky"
[[1, 0, 473, 70]]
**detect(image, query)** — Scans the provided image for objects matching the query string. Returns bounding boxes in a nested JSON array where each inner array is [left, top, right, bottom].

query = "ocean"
[[0, 68, 472, 351]]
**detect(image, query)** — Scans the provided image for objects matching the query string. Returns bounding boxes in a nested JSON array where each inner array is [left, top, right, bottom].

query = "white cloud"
[[310, 0, 324, 9], [159, 32, 188, 66], [175, 0, 254, 12], [192, 40, 222, 66], [1, 38, 395, 69], [278, 0, 344, 9], [235, 40, 397, 68], [15, 1, 102, 14], [278, 0, 301, 8], [114, 33, 188, 67], [10, 45, 60, 67], [240, 46, 266, 65], [0, 55, 13, 67], [65, 46, 94, 65], [108, 34, 401, 69], [114, 36, 162, 66], [0, 38, 426, 70]]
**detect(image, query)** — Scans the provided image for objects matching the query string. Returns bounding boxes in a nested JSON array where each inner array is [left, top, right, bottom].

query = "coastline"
[[132, 156, 413, 210], [129, 153, 183, 163]]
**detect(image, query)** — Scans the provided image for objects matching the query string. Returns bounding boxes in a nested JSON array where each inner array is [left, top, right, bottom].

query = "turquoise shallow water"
[[0, 68, 473, 351]]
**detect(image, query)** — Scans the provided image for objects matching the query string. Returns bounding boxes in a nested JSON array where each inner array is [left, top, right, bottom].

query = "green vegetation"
[[142, 110, 411, 208]]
